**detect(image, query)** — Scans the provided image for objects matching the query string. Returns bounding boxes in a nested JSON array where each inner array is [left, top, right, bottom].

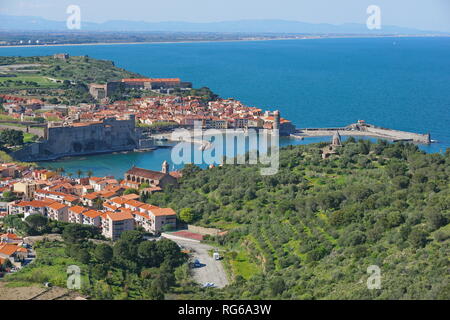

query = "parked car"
[[203, 282, 215, 288]]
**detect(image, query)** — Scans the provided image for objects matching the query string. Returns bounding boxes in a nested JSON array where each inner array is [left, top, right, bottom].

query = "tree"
[[87, 170, 93, 178], [138, 241, 162, 267], [62, 224, 98, 243], [139, 182, 150, 190], [425, 210, 446, 231], [94, 244, 113, 264], [0, 257, 13, 272], [124, 188, 139, 195], [144, 283, 164, 300], [91, 264, 108, 280], [24, 214, 48, 234], [93, 198, 103, 210], [33, 117, 45, 123], [269, 277, 286, 296], [1, 190, 17, 202], [181, 164, 201, 178], [77, 249, 91, 264], [155, 239, 185, 268], [0, 129, 24, 146], [409, 227, 428, 248], [179, 208, 194, 223], [386, 161, 407, 178], [76, 169, 84, 178]]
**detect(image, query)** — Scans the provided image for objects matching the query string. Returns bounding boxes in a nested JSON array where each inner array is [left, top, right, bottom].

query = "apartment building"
[[68, 205, 88, 224], [47, 202, 69, 222], [102, 211, 135, 241], [82, 209, 102, 227]]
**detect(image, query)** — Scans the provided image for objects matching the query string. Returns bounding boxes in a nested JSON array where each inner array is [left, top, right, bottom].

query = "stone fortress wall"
[[12, 115, 144, 161]]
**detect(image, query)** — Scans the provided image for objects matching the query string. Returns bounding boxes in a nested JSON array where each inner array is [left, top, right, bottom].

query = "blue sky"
[[1, 0, 450, 32]]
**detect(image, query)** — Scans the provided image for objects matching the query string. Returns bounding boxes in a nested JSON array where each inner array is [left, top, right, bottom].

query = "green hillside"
[[0, 55, 143, 104], [0, 55, 142, 83], [146, 139, 450, 299]]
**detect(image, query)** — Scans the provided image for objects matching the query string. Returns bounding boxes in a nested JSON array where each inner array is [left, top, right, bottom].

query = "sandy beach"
[[1, 34, 447, 49]]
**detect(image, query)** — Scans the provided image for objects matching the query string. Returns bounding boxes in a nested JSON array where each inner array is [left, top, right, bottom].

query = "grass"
[[227, 250, 260, 280], [211, 220, 242, 230], [0, 75, 60, 88], [6, 241, 89, 288], [24, 133, 38, 143], [2, 281, 43, 288], [0, 114, 19, 121], [0, 151, 13, 162]]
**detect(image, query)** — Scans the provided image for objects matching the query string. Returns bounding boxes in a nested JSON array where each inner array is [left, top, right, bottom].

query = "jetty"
[[294, 121, 431, 144]]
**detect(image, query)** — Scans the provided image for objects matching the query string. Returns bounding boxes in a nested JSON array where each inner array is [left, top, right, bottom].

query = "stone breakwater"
[[296, 122, 431, 144]]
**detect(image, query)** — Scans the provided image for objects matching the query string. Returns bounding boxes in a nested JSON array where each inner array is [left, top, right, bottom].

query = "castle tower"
[[332, 131, 342, 146], [161, 160, 169, 174], [273, 110, 280, 131]]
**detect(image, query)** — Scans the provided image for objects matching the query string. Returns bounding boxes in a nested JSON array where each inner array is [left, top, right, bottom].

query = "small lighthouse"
[[161, 160, 169, 174], [273, 110, 280, 131]]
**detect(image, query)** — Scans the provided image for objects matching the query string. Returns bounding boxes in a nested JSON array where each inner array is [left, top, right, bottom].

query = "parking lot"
[[162, 234, 229, 288]]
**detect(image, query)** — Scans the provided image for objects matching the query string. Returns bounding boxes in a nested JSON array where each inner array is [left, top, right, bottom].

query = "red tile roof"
[[150, 208, 176, 217], [16, 200, 51, 208], [107, 211, 134, 222], [83, 210, 102, 219], [48, 202, 67, 210], [69, 206, 87, 214], [0, 244, 19, 256], [0, 233, 22, 240], [125, 167, 167, 180], [125, 199, 144, 208]]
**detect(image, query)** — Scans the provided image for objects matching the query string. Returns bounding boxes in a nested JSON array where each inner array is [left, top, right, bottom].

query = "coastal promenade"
[[295, 122, 432, 144]]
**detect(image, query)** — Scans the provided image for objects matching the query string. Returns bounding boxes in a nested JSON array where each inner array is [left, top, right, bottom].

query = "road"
[[161, 234, 229, 288]]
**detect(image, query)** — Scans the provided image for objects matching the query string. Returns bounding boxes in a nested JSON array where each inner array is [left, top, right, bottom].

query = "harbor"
[[294, 120, 432, 144]]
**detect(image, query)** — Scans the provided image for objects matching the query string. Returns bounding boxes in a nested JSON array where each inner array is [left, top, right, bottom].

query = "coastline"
[[0, 34, 448, 49]]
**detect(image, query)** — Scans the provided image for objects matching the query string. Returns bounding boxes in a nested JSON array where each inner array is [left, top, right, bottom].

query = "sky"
[[1, 0, 450, 32]]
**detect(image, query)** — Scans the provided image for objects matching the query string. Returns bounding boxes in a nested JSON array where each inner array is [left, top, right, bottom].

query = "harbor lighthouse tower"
[[273, 110, 280, 131], [161, 160, 169, 174]]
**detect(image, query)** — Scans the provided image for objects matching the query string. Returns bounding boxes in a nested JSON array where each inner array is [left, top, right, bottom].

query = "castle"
[[88, 78, 192, 99], [12, 115, 147, 161]]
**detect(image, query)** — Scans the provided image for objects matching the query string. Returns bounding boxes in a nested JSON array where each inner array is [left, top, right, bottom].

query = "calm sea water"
[[1, 37, 449, 177]]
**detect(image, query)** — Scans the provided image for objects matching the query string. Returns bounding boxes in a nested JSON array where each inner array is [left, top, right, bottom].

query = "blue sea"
[[1, 37, 449, 177]]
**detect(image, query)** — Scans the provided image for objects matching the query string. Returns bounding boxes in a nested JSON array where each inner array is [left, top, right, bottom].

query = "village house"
[[0, 233, 22, 244], [32, 170, 57, 181], [8, 199, 52, 218], [81, 192, 100, 207], [13, 181, 38, 199], [0, 243, 28, 266], [34, 189, 67, 202]]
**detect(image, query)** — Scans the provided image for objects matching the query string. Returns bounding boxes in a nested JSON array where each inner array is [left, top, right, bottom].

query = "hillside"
[[0, 55, 218, 106], [0, 55, 142, 83], [0, 55, 143, 104], [146, 139, 450, 299]]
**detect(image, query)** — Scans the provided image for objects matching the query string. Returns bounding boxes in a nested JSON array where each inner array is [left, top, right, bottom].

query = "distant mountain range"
[[0, 14, 446, 34]]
